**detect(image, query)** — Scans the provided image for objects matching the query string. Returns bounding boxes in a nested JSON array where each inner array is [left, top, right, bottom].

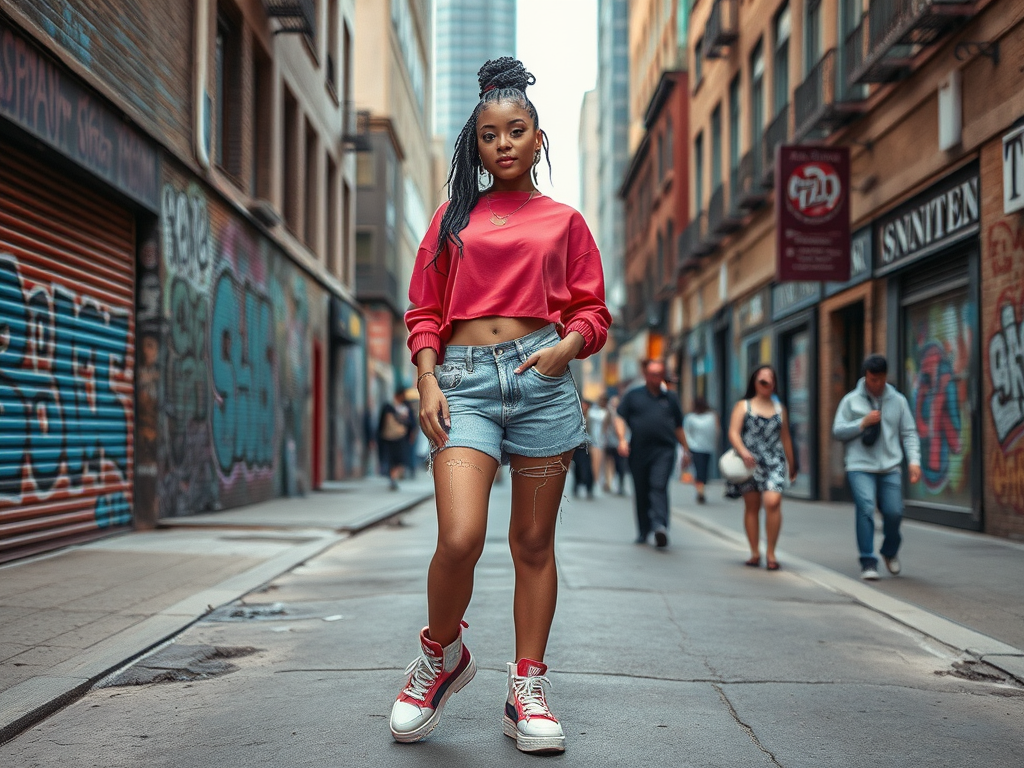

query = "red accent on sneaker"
[[517, 658, 547, 678]]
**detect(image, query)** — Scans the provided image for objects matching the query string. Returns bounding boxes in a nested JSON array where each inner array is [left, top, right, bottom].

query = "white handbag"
[[718, 448, 753, 483]]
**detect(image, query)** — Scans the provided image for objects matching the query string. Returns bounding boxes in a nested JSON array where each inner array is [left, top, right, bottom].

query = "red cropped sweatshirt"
[[405, 191, 612, 364]]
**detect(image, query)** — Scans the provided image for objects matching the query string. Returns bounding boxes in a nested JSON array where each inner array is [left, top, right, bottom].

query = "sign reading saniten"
[[775, 145, 851, 282], [1004, 124, 1024, 215]]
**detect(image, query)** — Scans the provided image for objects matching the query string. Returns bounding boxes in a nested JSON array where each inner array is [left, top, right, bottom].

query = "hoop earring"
[[479, 166, 492, 187]]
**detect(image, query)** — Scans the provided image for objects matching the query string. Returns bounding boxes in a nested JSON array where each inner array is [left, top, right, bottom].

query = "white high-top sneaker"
[[503, 658, 566, 753], [390, 622, 475, 742]]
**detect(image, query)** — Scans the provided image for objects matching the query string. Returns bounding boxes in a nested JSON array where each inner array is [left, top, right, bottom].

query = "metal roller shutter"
[[0, 142, 136, 562]]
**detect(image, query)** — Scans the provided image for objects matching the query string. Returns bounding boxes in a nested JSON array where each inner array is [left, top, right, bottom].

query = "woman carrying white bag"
[[723, 365, 796, 571]]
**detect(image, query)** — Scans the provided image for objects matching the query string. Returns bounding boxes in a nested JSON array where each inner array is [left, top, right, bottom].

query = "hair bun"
[[477, 57, 536, 98]]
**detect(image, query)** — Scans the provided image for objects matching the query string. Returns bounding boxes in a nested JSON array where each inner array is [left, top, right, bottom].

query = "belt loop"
[[465, 347, 474, 373], [514, 337, 527, 363]]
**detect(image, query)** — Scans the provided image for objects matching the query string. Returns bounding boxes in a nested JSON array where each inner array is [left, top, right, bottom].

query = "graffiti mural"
[[902, 291, 974, 508], [988, 282, 1024, 514], [157, 174, 330, 515], [0, 254, 132, 525]]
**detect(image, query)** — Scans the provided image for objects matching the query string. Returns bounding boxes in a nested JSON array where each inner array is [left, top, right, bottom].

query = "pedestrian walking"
[[832, 354, 922, 580], [726, 365, 797, 571], [378, 386, 413, 490], [587, 395, 609, 494], [601, 394, 628, 495], [572, 401, 595, 498], [682, 396, 719, 504], [390, 58, 611, 754], [614, 359, 690, 547]]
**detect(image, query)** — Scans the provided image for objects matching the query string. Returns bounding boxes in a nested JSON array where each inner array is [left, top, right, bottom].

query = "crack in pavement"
[[713, 682, 785, 767]]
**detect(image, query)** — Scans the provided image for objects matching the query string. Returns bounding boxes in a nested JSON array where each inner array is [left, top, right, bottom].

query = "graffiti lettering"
[[989, 299, 1024, 449], [0, 20, 158, 209], [992, 450, 1024, 515], [913, 341, 964, 491], [0, 255, 130, 522], [162, 184, 211, 283], [210, 271, 275, 474], [988, 221, 1023, 278]]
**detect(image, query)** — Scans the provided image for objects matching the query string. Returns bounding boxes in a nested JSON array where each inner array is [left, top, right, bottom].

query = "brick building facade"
[[674, 0, 1024, 537], [0, 0, 367, 561]]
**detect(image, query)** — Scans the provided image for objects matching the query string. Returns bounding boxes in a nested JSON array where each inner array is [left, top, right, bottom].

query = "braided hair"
[[431, 57, 553, 267]]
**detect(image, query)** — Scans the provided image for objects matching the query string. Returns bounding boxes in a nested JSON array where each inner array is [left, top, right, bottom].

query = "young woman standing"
[[726, 366, 797, 571], [389, 58, 610, 754]]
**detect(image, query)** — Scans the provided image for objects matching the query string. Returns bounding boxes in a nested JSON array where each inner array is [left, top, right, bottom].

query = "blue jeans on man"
[[847, 470, 903, 569]]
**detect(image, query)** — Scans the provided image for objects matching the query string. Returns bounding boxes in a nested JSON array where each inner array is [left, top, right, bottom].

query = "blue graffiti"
[[210, 270, 275, 473], [0, 255, 130, 501]]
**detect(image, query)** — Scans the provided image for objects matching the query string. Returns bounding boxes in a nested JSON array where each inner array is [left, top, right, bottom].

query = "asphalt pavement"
[[1, 471, 1021, 766]]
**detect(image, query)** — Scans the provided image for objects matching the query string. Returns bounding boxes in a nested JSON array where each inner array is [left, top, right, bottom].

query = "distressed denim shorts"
[[434, 324, 588, 465]]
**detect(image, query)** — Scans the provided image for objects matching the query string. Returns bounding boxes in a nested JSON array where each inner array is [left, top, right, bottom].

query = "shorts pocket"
[[437, 363, 465, 391], [528, 365, 570, 383]]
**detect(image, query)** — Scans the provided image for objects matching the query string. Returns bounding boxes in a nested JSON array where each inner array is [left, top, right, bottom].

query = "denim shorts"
[[435, 324, 587, 465]]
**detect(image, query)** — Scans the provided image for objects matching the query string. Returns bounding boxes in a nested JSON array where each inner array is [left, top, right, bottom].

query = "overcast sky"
[[516, 0, 598, 211]]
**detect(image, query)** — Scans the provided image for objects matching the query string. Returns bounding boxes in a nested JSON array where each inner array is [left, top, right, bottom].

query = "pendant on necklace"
[[490, 215, 507, 226]]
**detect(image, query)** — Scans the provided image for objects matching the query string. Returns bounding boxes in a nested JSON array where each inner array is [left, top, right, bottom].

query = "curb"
[[0, 489, 436, 745], [676, 510, 1024, 685], [0, 532, 351, 745], [337, 490, 433, 533]]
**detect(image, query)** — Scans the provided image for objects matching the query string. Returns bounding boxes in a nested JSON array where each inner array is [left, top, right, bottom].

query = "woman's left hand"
[[515, 339, 575, 378], [789, 465, 798, 483]]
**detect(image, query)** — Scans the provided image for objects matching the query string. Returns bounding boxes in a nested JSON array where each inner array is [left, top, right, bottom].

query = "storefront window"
[[784, 329, 812, 497], [902, 288, 974, 509]]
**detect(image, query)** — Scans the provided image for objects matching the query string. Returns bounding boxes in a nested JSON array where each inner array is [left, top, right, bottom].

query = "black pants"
[[572, 446, 593, 495], [628, 447, 674, 539]]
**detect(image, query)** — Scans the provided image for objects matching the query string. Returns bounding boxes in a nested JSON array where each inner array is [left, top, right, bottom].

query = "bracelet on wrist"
[[417, 371, 436, 385]]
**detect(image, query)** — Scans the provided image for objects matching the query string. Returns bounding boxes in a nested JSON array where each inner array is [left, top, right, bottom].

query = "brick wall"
[[979, 137, 1024, 540], [10, 0, 193, 160]]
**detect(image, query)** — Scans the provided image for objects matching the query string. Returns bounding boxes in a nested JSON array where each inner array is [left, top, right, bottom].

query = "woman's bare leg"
[[426, 447, 499, 647], [763, 491, 783, 565], [743, 491, 763, 560], [507, 450, 574, 662]]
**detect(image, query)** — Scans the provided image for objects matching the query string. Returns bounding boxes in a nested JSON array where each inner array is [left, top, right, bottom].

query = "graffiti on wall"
[[0, 255, 131, 524], [987, 216, 1024, 514], [903, 295, 973, 508], [158, 179, 318, 515]]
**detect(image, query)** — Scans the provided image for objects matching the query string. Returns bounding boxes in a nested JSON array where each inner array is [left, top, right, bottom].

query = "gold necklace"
[[485, 191, 535, 226]]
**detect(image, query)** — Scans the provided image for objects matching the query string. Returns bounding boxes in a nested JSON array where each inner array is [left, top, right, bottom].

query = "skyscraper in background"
[[597, 0, 629, 330], [434, 0, 517, 165]]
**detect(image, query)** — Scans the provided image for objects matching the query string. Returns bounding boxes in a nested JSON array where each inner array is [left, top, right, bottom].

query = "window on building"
[[665, 219, 674, 277], [711, 105, 722, 188], [214, 9, 242, 179], [805, 0, 822, 74], [694, 38, 703, 86], [728, 74, 741, 171], [656, 230, 664, 287], [342, 21, 352, 117], [694, 131, 704, 214], [251, 45, 272, 199], [304, 120, 319, 251], [327, 156, 339, 275], [326, 0, 338, 93], [283, 87, 301, 234], [774, 3, 791, 116], [342, 180, 352, 282], [751, 39, 765, 144]]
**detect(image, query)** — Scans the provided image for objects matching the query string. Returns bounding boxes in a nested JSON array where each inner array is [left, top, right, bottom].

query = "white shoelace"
[[403, 651, 442, 701], [512, 674, 554, 718]]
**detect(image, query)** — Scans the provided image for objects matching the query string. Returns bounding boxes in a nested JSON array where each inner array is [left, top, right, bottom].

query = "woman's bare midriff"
[[447, 316, 549, 347]]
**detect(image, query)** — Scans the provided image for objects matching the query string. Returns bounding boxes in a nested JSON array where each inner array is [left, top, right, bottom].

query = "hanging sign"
[[775, 145, 851, 282], [1004, 124, 1024, 215]]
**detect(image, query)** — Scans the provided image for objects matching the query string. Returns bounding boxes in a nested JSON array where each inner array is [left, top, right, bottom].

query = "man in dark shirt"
[[614, 359, 689, 547]]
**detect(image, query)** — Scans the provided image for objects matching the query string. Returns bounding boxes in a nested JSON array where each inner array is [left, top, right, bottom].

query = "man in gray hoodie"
[[832, 355, 921, 580]]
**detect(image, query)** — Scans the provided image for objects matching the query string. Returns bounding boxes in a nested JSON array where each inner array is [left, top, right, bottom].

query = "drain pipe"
[[194, 0, 211, 170]]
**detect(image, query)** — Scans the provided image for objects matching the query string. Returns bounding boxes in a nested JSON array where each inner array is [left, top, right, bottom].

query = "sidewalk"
[[672, 478, 1024, 682], [0, 475, 433, 743]]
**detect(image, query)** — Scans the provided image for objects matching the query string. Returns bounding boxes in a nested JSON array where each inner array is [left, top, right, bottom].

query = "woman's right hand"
[[740, 448, 756, 468], [418, 377, 450, 447]]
